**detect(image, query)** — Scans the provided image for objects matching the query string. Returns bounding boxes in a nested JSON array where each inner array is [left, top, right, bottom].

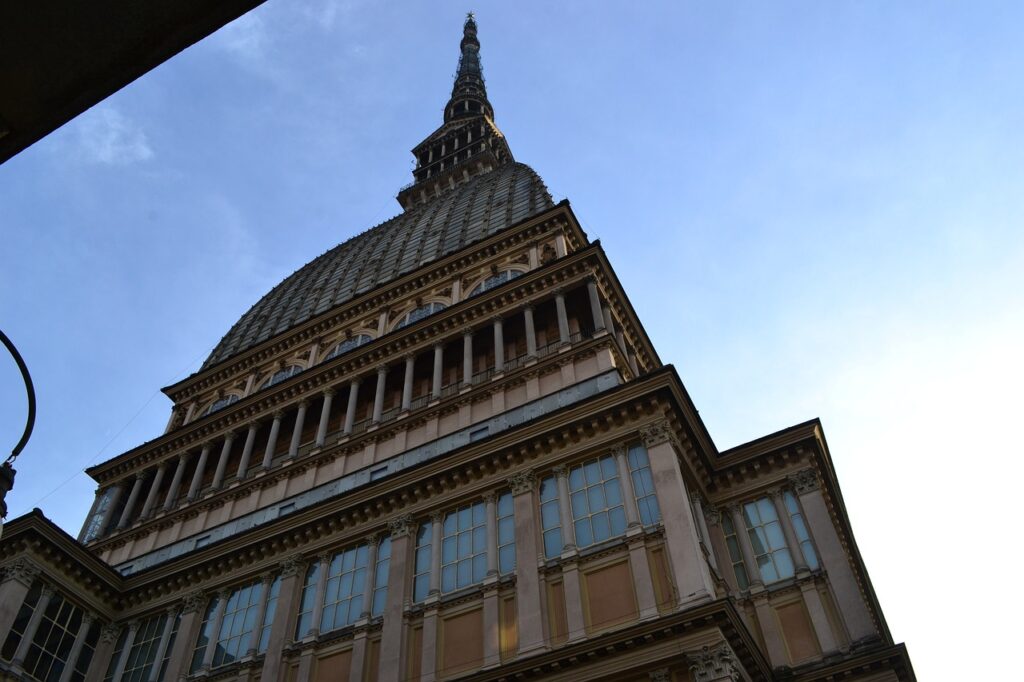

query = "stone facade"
[[0, 15, 914, 682]]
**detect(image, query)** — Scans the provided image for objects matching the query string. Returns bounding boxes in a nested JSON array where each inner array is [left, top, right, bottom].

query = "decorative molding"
[[686, 642, 742, 681], [279, 554, 305, 578], [181, 590, 207, 614], [507, 469, 536, 495], [704, 505, 721, 526], [552, 465, 568, 478], [1, 557, 40, 587], [789, 468, 819, 495], [648, 669, 671, 682], [639, 419, 676, 449], [387, 514, 415, 539], [100, 624, 121, 644]]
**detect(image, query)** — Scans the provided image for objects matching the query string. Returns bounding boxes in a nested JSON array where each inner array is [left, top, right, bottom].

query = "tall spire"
[[397, 13, 514, 210], [445, 12, 494, 122]]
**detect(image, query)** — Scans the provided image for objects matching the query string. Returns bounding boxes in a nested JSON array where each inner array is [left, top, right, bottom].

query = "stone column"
[[316, 389, 335, 447], [586, 277, 606, 332], [246, 574, 275, 657], [0, 559, 39, 642], [523, 305, 537, 357], [262, 411, 283, 469], [771, 489, 808, 572], [789, 468, 876, 642], [261, 556, 305, 681], [421, 514, 442, 682], [139, 463, 166, 519], [686, 641, 746, 682], [162, 591, 206, 682], [484, 493, 498, 576], [359, 535, 380, 619], [640, 420, 714, 606], [482, 582, 500, 667], [201, 590, 230, 671], [553, 230, 567, 257], [372, 366, 387, 423], [307, 553, 331, 638], [602, 305, 615, 338], [187, 442, 212, 501], [692, 496, 718, 570], [288, 400, 309, 458], [117, 474, 145, 529], [401, 355, 415, 412], [379, 515, 413, 682], [58, 611, 95, 682], [97, 484, 123, 536], [212, 431, 236, 490], [507, 470, 546, 655], [237, 422, 258, 480], [729, 504, 762, 589], [163, 453, 188, 511], [493, 317, 505, 372], [752, 594, 789, 667], [612, 445, 641, 528], [554, 290, 570, 344], [627, 534, 660, 620], [431, 345, 444, 399], [84, 624, 120, 682], [462, 329, 474, 386], [429, 512, 443, 596], [109, 619, 140, 681], [344, 379, 360, 434], [560, 558, 586, 643], [553, 465, 576, 549], [147, 608, 177, 682]]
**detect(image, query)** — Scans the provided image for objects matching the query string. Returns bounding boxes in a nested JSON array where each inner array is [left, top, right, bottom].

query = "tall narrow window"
[[783, 491, 819, 570], [721, 513, 749, 590], [103, 628, 128, 682], [295, 563, 321, 639], [413, 521, 433, 602], [568, 456, 626, 548], [539, 476, 562, 559], [441, 502, 487, 593], [1, 581, 41, 660], [257, 577, 282, 653], [119, 611, 168, 682], [626, 444, 661, 526], [23, 592, 87, 682], [82, 488, 117, 543], [371, 537, 391, 617], [189, 598, 218, 674], [320, 545, 369, 632], [743, 498, 795, 583], [212, 583, 261, 667], [496, 492, 515, 574]]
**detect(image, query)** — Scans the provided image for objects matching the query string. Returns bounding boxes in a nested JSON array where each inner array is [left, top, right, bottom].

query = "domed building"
[[0, 15, 914, 682]]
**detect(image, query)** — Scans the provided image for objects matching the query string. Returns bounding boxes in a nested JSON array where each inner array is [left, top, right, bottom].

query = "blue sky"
[[1, 2, 1022, 677]]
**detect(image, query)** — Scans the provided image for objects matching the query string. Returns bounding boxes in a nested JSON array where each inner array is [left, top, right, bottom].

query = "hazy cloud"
[[75, 107, 153, 165]]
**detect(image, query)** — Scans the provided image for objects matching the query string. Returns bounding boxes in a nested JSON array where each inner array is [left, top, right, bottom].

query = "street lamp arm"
[[1, 328, 35, 464]]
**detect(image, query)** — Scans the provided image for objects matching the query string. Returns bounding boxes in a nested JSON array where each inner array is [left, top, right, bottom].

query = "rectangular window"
[[320, 545, 369, 632], [720, 513, 749, 590], [257, 576, 281, 653], [23, 592, 87, 682], [195, 535, 211, 549], [119, 611, 167, 682], [743, 498, 795, 583], [539, 476, 563, 559], [212, 583, 261, 667], [568, 455, 627, 548], [189, 598, 218, 674], [626, 444, 661, 526], [2, 582, 41, 660], [294, 562, 320, 639], [441, 502, 488, 593], [371, 537, 391, 617], [496, 492, 515, 574], [469, 426, 489, 442], [784, 491, 819, 570], [103, 628, 128, 682], [369, 466, 388, 481]]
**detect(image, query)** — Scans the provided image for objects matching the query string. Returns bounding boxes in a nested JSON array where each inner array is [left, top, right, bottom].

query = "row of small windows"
[[200, 269, 527, 417]]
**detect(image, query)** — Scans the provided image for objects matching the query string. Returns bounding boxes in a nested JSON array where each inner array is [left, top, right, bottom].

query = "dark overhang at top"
[[0, 0, 269, 164]]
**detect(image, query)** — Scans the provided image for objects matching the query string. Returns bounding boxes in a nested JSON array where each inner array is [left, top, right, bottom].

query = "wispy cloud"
[[74, 106, 153, 165]]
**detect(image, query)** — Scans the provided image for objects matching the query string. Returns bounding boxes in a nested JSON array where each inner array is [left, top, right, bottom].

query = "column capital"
[[482, 491, 497, 504], [609, 443, 628, 459], [552, 464, 569, 478], [323, 387, 336, 397], [387, 513, 415, 539], [365, 530, 382, 544], [639, 419, 678, 449], [789, 468, 819, 494], [279, 553, 306, 578], [260, 571, 276, 586], [461, 326, 475, 337], [39, 584, 56, 599], [296, 399, 309, 409], [181, 590, 206, 614], [350, 376, 362, 387], [686, 642, 742, 682], [1, 557, 40, 587], [403, 353, 416, 362], [273, 409, 285, 419], [507, 469, 537, 495], [376, 364, 389, 375], [317, 551, 333, 565], [705, 505, 722, 526], [429, 510, 445, 523], [216, 587, 233, 601], [648, 669, 671, 682], [521, 303, 534, 313], [99, 624, 121, 644], [491, 315, 504, 324], [81, 611, 98, 626], [125, 619, 141, 634]]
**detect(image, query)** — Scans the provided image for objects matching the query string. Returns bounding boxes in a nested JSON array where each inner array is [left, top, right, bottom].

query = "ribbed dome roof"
[[203, 162, 553, 369]]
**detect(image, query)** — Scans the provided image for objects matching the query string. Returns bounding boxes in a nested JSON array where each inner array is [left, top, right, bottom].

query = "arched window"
[[468, 269, 522, 297], [394, 302, 447, 330], [324, 334, 372, 362], [205, 394, 240, 415], [261, 365, 303, 390]]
